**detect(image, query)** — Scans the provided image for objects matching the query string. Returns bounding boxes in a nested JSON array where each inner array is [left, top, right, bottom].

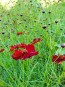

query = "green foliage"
[[0, 0, 65, 87]]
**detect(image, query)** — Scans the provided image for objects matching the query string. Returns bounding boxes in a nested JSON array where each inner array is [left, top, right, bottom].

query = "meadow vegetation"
[[0, 0, 65, 87]]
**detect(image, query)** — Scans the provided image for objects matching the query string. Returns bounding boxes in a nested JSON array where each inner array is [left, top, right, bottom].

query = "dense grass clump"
[[0, 0, 65, 87]]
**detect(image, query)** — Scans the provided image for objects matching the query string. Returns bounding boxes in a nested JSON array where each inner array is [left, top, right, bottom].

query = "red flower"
[[31, 38, 42, 44], [17, 32, 23, 35], [52, 54, 65, 64], [0, 48, 4, 53], [11, 44, 38, 60]]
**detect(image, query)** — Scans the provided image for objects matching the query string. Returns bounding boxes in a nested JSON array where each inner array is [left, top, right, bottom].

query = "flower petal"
[[32, 38, 42, 44], [26, 44, 35, 53], [12, 50, 23, 60]]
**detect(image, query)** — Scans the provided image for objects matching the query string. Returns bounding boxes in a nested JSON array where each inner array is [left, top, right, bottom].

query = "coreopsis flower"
[[52, 54, 65, 64], [11, 44, 38, 60]]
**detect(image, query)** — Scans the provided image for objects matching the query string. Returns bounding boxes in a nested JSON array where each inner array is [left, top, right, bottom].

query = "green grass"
[[0, 0, 65, 87]]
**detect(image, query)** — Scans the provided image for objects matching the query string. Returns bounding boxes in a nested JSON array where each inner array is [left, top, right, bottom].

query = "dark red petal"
[[54, 59, 63, 64], [56, 55, 65, 63], [52, 55, 58, 62], [10, 45, 18, 51], [17, 43, 27, 48], [12, 50, 22, 60], [26, 44, 35, 53], [29, 51, 38, 57], [60, 55, 65, 60], [0, 48, 4, 53], [21, 53, 30, 60], [32, 38, 42, 44], [21, 51, 38, 60], [10, 43, 27, 51]]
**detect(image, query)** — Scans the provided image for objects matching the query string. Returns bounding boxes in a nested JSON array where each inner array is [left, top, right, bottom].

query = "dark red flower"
[[31, 38, 42, 44], [11, 44, 38, 60], [0, 48, 4, 53], [17, 32, 23, 35], [52, 54, 65, 64]]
